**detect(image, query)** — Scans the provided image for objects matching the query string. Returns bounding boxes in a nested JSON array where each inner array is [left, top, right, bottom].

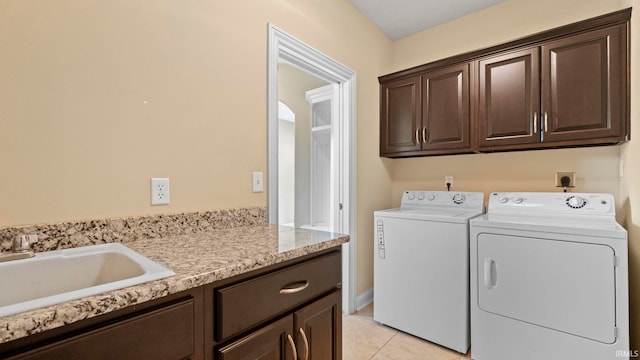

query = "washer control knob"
[[513, 197, 524, 204], [498, 197, 509, 204], [566, 196, 587, 209], [452, 194, 465, 204], [427, 194, 436, 201], [407, 193, 415, 200], [417, 194, 425, 200]]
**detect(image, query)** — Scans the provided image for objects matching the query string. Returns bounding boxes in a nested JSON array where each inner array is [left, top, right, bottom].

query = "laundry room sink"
[[0, 243, 175, 317]]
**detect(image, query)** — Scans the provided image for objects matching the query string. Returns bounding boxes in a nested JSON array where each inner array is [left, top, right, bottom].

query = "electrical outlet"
[[151, 178, 170, 205], [555, 172, 575, 188], [445, 176, 454, 188]]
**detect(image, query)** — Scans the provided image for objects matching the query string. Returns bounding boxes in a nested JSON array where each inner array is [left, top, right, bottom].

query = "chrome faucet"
[[0, 234, 38, 262]]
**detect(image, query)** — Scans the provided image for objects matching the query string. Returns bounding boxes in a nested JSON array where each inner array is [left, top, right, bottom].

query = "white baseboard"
[[356, 288, 373, 311]]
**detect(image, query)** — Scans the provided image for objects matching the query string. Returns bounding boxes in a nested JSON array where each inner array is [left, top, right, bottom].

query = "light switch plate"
[[252, 172, 263, 193]]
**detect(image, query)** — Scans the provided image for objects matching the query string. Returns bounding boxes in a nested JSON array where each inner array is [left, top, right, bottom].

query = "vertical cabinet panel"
[[541, 24, 626, 142], [478, 48, 540, 149], [422, 63, 470, 151], [380, 76, 421, 154]]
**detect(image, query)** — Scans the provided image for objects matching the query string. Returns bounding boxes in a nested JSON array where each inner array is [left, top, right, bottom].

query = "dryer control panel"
[[488, 192, 615, 216]]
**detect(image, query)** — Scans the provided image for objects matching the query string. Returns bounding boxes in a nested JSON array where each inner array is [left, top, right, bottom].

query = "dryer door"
[[477, 233, 616, 343]]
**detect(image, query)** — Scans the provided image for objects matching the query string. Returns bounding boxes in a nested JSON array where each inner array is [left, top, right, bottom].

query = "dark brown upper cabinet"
[[380, 75, 422, 155], [379, 8, 630, 158], [479, 48, 540, 149], [380, 63, 471, 157], [541, 24, 627, 144], [480, 23, 627, 151]]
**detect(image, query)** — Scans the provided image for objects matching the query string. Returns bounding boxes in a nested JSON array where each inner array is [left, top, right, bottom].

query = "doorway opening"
[[267, 24, 356, 314]]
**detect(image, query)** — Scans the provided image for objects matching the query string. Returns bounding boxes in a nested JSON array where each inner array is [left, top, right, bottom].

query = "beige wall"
[[0, 1, 393, 296], [389, 0, 639, 349]]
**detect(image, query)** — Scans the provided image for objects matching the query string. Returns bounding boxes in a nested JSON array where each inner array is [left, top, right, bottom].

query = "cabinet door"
[[8, 299, 196, 360], [218, 316, 295, 360], [541, 24, 627, 143], [478, 48, 540, 149], [421, 63, 471, 152], [294, 291, 341, 360], [380, 75, 422, 155]]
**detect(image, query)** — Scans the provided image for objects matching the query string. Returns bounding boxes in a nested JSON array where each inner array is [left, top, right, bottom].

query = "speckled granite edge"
[[0, 225, 349, 344], [0, 207, 267, 252]]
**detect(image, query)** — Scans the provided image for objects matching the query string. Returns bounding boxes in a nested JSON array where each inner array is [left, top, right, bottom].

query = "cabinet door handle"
[[544, 112, 548, 132], [533, 112, 538, 133], [287, 334, 298, 360], [415, 128, 420, 144], [299, 328, 309, 360], [279, 281, 310, 294], [422, 127, 427, 144]]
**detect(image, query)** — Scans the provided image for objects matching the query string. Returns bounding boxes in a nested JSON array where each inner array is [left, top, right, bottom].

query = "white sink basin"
[[0, 243, 175, 317]]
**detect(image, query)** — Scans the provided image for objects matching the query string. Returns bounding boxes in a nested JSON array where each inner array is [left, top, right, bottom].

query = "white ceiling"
[[349, 0, 507, 40]]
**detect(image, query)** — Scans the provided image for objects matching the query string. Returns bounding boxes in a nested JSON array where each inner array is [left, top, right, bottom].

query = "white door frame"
[[267, 24, 357, 314]]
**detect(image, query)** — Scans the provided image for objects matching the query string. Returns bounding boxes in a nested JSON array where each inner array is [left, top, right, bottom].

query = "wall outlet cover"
[[151, 178, 170, 205]]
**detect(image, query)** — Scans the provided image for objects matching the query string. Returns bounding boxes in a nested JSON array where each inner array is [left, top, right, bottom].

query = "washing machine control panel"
[[401, 191, 484, 208], [488, 192, 615, 215]]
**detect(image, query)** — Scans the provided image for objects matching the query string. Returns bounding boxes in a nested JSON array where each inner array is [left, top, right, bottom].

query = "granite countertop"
[[0, 225, 349, 344]]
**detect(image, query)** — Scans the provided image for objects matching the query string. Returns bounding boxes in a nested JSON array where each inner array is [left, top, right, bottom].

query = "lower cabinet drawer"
[[215, 250, 341, 341], [8, 299, 196, 360]]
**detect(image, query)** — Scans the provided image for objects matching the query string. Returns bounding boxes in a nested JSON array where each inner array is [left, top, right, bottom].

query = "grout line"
[[369, 330, 399, 359]]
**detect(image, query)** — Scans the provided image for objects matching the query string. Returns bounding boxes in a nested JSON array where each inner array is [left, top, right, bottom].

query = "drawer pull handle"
[[279, 281, 310, 294], [287, 334, 298, 360], [299, 328, 309, 360], [415, 128, 420, 144]]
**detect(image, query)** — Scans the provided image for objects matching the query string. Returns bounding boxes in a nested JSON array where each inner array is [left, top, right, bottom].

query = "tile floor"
[[343, 304, 471, 360]]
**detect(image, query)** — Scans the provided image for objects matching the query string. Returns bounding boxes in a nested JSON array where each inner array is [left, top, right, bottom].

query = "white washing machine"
[[470, 192, 629, 360], [374, 190, 484, 354]]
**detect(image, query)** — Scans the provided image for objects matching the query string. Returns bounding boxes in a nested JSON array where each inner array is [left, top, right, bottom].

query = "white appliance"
[[470, 192, 629, 360], [374, 190, 484, 354]]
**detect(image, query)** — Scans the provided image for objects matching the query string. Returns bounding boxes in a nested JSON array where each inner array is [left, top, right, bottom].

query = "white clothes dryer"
[[374, 190, 484, 354], [470, 192, 629, 360]]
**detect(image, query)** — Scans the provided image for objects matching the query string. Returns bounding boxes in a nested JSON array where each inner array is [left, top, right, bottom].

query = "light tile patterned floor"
[[343, 304, 472, 360]]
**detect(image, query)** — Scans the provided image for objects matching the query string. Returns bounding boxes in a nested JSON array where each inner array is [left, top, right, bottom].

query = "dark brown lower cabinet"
[[212, 249, 342, 360], [218, 291, 341, 360], [1, 289, 204, 360]]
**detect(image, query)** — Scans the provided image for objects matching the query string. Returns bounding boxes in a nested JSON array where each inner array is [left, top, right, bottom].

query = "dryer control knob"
[[498, 197, 509, 203], [417, 194, 425, 200], [452, 194, 465, 204], [566, 196, 587, 209], [427, 194, 436, 201], [513, 197, 524, 204], [407, 193, 415, 200]]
